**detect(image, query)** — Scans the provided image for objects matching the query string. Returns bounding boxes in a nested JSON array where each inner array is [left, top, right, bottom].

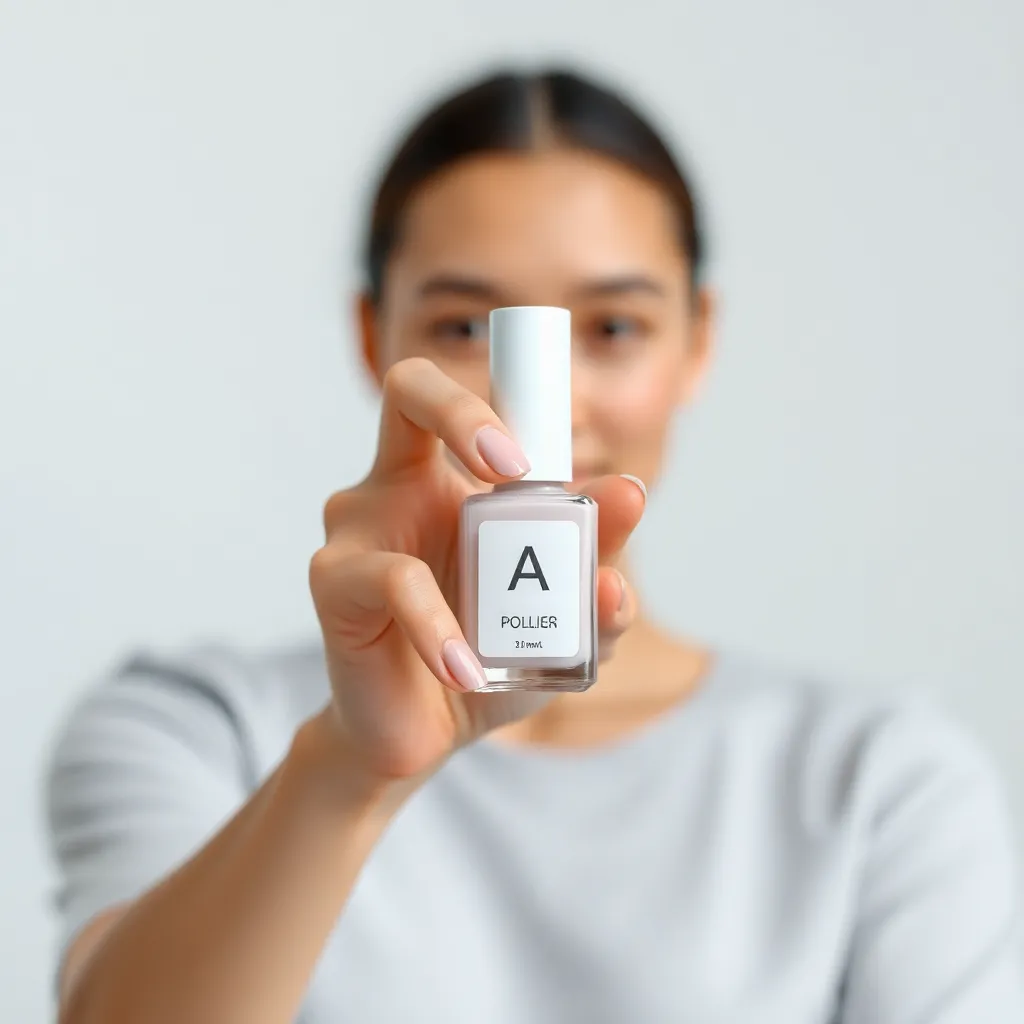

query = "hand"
[[309, 357, 645, 784]]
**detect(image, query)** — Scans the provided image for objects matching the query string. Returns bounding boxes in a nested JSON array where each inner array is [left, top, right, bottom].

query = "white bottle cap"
[[489, 306, 572, 483]]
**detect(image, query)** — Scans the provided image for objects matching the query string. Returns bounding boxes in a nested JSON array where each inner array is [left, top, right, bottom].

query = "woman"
[[48, 68, 1022, 1023]]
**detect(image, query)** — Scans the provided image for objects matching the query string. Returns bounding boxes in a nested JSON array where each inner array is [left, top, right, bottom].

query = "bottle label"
[[477, 519, 580, 659]]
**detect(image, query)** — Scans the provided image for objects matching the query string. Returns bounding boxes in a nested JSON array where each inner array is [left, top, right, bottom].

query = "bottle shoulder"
[[463, 485, 595, 505], [462, 485, 596, 520]]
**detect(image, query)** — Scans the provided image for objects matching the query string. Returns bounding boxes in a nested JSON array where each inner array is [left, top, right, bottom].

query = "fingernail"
[[620, 474, 647, 504], [614, 568, 629, 612], [476, 426, 531, 478], [442, 638, 488, 692]]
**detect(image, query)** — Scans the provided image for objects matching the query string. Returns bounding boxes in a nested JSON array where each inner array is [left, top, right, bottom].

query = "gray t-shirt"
[[46, 643, 1023, 1023]]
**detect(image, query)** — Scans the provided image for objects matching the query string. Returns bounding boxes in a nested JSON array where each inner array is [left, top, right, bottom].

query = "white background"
[[1, 1, 1022, 1018]]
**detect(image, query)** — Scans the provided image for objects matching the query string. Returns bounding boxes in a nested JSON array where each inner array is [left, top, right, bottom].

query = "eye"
[[589, 314, 646, 342], [429, 316, 489, 343]]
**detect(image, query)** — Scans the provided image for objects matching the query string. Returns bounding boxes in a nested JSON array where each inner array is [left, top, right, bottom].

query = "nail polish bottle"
[[459, 306, 598, 692]]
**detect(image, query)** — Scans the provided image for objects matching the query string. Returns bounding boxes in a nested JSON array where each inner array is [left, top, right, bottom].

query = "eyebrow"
[[571, 274, 666, 299], [415, 271, 667, 303], [418, 274, 505, 301]]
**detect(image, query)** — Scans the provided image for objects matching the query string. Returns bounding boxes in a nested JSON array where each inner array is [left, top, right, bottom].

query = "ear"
[[357, 292, 385, 388], [678, 285, 717, 406]]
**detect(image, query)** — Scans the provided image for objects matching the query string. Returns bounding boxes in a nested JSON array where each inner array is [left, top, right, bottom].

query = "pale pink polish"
[[476, 426, 531, 478], [619, 474, 648, 504], [441, 638, 488, 692], [459, 307, 598, 694], [613, 567, 629, 612]]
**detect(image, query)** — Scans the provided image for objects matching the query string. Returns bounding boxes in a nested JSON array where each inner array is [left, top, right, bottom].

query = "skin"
[[57, 146, 717, 1024]]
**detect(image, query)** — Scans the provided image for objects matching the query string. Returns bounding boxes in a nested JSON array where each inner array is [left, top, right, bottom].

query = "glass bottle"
[[458, 307, 598, 692]]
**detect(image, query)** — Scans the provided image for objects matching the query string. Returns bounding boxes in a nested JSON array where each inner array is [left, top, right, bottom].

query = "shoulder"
[[706, 657, 1024, 1018], [47, 638, 329, 788], [705, 651, 1017, 848], [44, 641, 327, 975]]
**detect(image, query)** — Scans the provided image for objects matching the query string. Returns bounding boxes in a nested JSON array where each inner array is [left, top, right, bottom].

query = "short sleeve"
[[840, 704, 1024, 1023], [44, 652, 258, 974]]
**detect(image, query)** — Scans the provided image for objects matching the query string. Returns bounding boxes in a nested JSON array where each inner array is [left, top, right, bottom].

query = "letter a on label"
[[508, 545, 550, 591]]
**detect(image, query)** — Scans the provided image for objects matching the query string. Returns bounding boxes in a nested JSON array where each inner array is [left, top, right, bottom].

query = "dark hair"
[[364, 68, 705, 304]]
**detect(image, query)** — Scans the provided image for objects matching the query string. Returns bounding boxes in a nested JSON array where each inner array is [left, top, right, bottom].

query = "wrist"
[[288, 705, 422, 823]]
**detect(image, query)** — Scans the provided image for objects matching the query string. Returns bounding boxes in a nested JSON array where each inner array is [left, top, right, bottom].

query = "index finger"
[[373, 357, 530, 483]]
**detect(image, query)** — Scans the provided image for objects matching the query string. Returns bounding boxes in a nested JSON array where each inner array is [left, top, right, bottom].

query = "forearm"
[[61, 706, 416, 1024]]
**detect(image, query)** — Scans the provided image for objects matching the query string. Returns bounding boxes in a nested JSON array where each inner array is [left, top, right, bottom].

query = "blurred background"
[[1, 0, 1022, 1017]]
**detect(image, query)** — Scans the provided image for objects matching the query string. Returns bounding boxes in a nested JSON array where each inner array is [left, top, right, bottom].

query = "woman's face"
[[360, 149, 714, 491]]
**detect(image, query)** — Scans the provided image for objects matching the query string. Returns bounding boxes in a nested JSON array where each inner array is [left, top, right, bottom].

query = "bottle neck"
[[491, 480, 568, 495]]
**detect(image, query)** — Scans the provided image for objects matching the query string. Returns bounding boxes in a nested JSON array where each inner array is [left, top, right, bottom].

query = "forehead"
[[385, 150, 687, 297]]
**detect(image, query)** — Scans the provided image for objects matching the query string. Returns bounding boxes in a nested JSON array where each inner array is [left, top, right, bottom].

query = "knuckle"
[[322, 487, 361, 535], [308, 544, 343, 597], [447, 389, 485, 423], [382, 357, 432, 400], [382, 555, 432, 602]]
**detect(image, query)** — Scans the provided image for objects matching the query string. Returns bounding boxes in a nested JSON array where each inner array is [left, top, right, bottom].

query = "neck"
[[490, 582, 711, 750], [591, 554, 708, 705]]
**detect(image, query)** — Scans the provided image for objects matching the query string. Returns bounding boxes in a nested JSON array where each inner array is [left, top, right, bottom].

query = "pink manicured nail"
[[613, 568, 629, 612], [476, 426, 531, 478], [620, 474, 647, 503], [442, 638, 488, 692]]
